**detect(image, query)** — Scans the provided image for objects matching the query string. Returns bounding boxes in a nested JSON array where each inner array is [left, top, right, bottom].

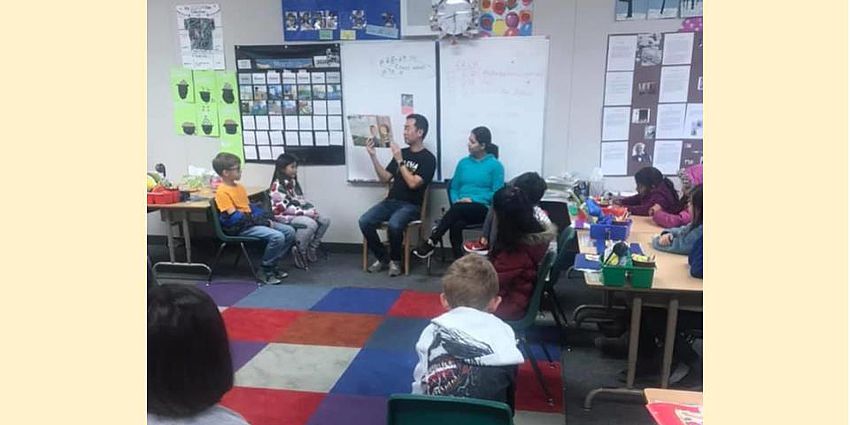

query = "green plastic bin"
[[601, 258, 655, 288]]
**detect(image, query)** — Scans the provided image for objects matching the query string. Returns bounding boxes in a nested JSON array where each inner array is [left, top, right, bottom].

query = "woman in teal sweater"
[[414, 126, 505, 259]]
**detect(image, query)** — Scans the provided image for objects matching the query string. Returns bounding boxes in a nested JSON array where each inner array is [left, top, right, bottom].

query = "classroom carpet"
[[150, 243, 700, 424], [201, 280, 565, 425]]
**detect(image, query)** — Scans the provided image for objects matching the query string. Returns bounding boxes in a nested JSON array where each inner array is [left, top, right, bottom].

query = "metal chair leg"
[[239, 243, 262, 286], [404, 229, 411, 275], [207, 242, 227, 286], [362, 237, 368, 271], [233, 248, 242, 268], [521, 337, 554, 406]]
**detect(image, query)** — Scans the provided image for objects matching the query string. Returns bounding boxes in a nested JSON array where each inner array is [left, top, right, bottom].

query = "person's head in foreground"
[[148, 284, 234, 419]]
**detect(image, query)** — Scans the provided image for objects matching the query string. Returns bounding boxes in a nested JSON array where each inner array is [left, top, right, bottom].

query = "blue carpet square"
[[310, 287, 402, 315], [234, 285, 332, 310], [330, 348, 418, 397], [363, 317, 431, 351]]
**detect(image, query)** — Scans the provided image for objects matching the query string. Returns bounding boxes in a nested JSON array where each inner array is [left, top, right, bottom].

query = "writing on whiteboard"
[[378, 55, 433, 79]]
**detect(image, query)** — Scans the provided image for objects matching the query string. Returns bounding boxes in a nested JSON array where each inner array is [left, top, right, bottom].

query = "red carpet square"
[[222, 308, 302, 342], [222, 387, 325, 425], [275, 311, 384, 348], [514, 360, 564, 413], [387, 291, 446, 319]]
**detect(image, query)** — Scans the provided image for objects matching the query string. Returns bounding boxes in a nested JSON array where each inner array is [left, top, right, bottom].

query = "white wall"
[[147, 0, 685, 242]]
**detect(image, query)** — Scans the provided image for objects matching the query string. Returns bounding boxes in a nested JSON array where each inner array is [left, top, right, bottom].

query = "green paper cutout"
[[171, 68, 194, 103], [174, 102, 198, 136], [196, 103, 220, 137], [193, 70, 217, 104], [220, 132, 244, 162], [218, 103, 241, 137], [216, 71, 238, 106]]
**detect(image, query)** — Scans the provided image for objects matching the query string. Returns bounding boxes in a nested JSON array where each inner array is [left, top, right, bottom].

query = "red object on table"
[[645, 402, 702, 425]]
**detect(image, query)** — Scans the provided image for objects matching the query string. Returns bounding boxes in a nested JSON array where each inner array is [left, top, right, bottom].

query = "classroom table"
[[577, 216, 703, 409], [147, 186, 266, 265], [644, 388, 703, 405]]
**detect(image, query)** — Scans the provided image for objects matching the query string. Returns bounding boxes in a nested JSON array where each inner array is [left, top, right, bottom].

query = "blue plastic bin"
[[589, 219, 632, 241]]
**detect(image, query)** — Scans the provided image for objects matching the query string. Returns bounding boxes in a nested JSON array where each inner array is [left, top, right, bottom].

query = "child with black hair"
[[489, 185, 557, 320], [148, 284, 249, 425], [652, 184, 703, 254], [270, 153, 331, 269], [463, 171, 551, 256], [616, 166, 681, 216]]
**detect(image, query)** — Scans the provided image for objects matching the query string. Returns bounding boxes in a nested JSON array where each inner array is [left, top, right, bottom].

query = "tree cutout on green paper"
[[192, 70, 217, 104], [196, 103, 220, 137], [171, 68, 194, 103], [216, 71, 238, 105], [174, 102, 197, 135], [218, 103, 241, 136]]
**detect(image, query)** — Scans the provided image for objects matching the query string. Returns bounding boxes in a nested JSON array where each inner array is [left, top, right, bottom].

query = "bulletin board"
[[235, 43, 345, 165], [282, 0, 401, 41], [599, 29, 703, 176]]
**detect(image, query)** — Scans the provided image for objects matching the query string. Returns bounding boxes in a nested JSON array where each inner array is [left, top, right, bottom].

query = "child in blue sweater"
[[653, 185, 703, 255], [414, 127, 505, 259]]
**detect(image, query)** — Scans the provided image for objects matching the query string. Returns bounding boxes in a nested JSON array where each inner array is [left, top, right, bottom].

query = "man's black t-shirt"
[[385, 147, 436, 206]]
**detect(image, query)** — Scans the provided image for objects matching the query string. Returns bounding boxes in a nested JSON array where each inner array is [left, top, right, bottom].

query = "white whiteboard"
[[439, 36, 549, 181], [341, 40, 438, 182]]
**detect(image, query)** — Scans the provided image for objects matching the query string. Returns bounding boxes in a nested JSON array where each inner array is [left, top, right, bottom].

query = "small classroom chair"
[[504, 249, 558, 406], [361, 187, 429, 275], [207, 199, 264, 286], [386, 394, 513, 425]]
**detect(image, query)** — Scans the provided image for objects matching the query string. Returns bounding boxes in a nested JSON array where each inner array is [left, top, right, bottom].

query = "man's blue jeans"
[[358, 199, 420, 263]]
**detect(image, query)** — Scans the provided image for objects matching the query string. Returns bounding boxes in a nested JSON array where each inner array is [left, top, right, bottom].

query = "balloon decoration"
[[478, 0, 533, 37]]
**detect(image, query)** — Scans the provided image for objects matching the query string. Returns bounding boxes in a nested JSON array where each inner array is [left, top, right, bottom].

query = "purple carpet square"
[[306, 394, 387, 425], [330, 348, 418, 397], [230, 341, 267, 371], [310, 287, 402, 315], [196, 281, 259, 306]]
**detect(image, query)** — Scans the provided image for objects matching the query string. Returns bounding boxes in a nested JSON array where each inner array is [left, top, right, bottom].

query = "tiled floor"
[[199, 280, 566, 425]]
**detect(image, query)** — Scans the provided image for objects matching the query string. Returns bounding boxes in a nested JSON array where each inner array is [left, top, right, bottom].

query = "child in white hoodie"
[[411, 254, 524, 410]]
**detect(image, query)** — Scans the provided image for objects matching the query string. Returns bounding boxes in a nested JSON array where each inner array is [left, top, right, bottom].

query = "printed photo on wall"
[[636, 33, 663, 66], [644, 125, 656, 139], [632, 108, 651, 124], [283, 100, 297, 114], [268, 85, 283, 100], [299, 11, 315, 30], [631, 142, 653, 164], [298, 100, 313, 114], [253, 85, 268, 100], [250, 101, 268, 115], [637, 81, 658, 95], [615, 0, 648, 21], [285, 12, 298, 31], [350, 10, 366, 29], [348, 114, 394, 148]]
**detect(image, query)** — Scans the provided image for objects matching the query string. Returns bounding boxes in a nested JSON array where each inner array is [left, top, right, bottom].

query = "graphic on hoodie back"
[[424, 325, 507, 398]]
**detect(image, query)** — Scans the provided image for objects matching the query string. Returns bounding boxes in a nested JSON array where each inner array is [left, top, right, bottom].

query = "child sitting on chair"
[[212, 152, 295, 285], [463, 171, 551, 256], [412, 254, 524, 409], [270, 153, 330, 269]]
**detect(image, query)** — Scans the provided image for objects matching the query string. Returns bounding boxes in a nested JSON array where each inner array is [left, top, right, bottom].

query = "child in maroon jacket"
[[489, 186, 557, 321], [616, 166, 681, 216]]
